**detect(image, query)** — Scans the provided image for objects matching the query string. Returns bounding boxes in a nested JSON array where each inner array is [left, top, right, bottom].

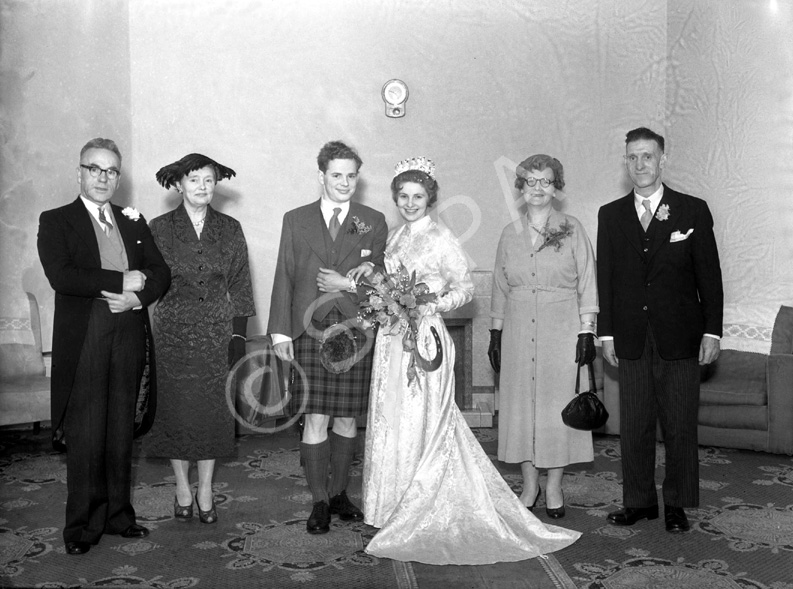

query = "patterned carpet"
[[1, 425, 792, 588]]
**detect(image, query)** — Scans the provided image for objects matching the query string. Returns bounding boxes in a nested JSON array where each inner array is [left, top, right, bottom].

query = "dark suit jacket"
[[596, 184, 723, 360], [267, 200, 387, 340], [37, 198, 171, 432]]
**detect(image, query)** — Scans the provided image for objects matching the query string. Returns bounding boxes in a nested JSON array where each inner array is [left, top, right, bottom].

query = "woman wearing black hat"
[[489, 154, 598, 519], [143, 154, 255, 524]]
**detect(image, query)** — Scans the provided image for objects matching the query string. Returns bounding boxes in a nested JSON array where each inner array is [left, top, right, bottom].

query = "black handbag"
[[561, 361, 609, 430]]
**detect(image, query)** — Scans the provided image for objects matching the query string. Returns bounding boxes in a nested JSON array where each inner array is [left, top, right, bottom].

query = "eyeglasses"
[[520, 176, 553, 188], [80, 164, 120, 180]]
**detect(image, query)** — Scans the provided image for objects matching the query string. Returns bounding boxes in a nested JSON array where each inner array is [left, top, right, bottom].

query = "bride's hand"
[[347, 262, 375, 282]]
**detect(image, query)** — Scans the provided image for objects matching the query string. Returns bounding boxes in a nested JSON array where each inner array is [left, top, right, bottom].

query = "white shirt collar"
[[319, 197, 350, 226], [79, 195, 111, 223], [633, 184, 664, 218]]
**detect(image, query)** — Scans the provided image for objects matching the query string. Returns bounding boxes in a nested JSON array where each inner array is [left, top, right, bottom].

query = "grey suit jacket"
[[267, 200, 387, 339]]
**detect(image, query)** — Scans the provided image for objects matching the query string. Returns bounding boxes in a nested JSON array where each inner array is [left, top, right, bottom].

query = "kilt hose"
[[292, 308, 375, 417], [617, 324, 700, 509]]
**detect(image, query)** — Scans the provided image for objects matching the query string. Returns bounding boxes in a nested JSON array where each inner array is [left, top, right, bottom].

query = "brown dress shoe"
[[607, 505, 659, 526], [664, 505, 690, 533], [329, 490, 364, 522], [307, 501, 331, 534]]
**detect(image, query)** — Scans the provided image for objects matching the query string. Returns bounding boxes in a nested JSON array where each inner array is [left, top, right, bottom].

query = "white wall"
[[127, 0, 667, 335], [2, 0, 791, 354]]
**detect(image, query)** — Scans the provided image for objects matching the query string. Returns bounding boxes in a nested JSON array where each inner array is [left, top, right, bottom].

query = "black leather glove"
[[575, 332, 596, 366], [228, 316, 248, 369], [488, 329, 502, 373]]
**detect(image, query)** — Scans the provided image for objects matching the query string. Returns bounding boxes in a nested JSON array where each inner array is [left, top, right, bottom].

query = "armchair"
[[0, 292, 51, 430], [698, 305, 793, 455], [600, 305, 793, 455]]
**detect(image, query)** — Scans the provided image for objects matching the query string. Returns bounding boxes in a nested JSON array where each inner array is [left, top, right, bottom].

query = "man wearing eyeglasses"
[[37, 138, 170, 555]]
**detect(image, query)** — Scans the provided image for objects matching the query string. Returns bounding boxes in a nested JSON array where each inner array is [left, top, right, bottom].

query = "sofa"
[[0, 292, 51, 430], [600, 305, 793, 455]]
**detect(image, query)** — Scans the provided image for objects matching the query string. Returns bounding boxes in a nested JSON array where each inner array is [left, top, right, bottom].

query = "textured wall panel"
[[667, 0, 793, 351]]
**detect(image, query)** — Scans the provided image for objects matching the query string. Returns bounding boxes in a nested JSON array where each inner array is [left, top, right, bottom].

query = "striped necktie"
[[98, 206, 113, 236], [640, 199, 652, 232]]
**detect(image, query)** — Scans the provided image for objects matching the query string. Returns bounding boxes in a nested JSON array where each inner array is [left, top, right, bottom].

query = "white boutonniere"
[[655, 204, 670, 222], [122, 207, 141, 221]]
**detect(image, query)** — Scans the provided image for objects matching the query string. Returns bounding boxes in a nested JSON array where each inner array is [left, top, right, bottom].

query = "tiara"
[[394, 156, 435, 179]]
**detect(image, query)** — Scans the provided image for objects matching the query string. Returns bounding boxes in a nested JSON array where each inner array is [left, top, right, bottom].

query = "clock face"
[[382, 79, 408, 104]]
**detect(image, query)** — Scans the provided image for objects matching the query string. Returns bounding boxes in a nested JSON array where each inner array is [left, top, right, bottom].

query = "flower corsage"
[[537, 219, 574, 252]]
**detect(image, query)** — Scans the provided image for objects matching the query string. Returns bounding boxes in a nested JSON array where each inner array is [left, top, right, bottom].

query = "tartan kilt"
[[291, 308, 374, 416]]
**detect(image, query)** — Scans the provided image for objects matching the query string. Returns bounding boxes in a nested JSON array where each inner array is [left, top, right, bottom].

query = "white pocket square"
[[361, 249, 372, 257], [670, 229, 693, 242], [136, 240, 142, 244]]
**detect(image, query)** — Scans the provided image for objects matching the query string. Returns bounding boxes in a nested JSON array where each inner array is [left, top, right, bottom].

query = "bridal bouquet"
[[357, 263, 442, 380]]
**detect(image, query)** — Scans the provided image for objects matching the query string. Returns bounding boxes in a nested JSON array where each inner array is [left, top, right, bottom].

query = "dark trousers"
[[617, 326, 700, 509], [63, 301, 145, 544]]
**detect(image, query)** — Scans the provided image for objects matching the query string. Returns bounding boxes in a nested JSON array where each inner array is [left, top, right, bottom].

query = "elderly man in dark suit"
[[268, 141, 387, 534], [597, 127, 723, 533], [37, 138, 170, 555]]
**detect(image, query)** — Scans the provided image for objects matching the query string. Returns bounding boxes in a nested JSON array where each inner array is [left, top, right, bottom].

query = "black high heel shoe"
[[545, 492, 566, 519], [174, 496, 193, 519], [195, 492, 217, 524], [526, 488, 542, 512]]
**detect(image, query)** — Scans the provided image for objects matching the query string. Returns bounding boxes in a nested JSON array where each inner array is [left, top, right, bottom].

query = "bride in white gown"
[[360, 157, 581, 565]]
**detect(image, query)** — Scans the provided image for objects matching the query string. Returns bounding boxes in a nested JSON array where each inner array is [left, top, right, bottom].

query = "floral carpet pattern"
[[1, 426, 792, 588]]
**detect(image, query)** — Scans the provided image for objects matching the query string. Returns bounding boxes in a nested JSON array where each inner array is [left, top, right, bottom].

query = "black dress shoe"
[[329, 490, 364, 522], [664, 505, 690, 533], [526, 488, 542, 513], [607, 505, 659, 526], [174, 496, 193, 519], [65, 541, 91, 555], [545, 489, 565, 519], [195, 492, 218, 524], [307, 500, 331, 534], [119, 524, 150, 538]]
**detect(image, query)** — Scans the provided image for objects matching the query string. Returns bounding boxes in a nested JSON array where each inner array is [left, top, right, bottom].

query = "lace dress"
[[362, 216, 581, 565]]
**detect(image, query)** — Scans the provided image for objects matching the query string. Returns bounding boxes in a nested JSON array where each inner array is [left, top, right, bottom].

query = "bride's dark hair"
[[391, 170, 439, 208]]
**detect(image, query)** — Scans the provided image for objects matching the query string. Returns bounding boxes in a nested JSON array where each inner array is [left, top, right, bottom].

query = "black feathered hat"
[[155, 153, 236, 189]]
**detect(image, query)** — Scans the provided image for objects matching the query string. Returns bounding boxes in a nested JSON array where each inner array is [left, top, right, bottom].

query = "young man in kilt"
[[268, 141, 387, 534]]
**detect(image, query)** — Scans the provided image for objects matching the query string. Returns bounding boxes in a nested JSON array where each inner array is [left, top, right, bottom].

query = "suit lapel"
[[298, 201, 331, 264], [336, 202, 367, 264], [615, 193, 644, 255], [64, 198, 101, 265], [647, 185, 681, 260], [112, 204, 138, 269]]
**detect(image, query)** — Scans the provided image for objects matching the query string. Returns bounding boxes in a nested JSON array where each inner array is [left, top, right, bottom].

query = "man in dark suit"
[[37, 138, 170, 554], [268, 141, 387, 534], [597, 127, 723, 533]]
